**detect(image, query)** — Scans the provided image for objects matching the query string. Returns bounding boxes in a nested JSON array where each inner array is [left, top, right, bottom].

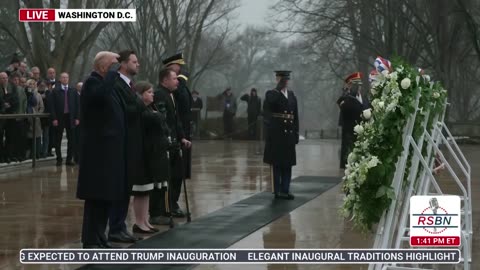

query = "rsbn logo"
[[410, 195, 461, 247], [413, 198, 458, 234]]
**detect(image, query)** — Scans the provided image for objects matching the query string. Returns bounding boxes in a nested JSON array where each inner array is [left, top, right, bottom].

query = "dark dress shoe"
[[108, 232, 136, 243], [122, 230, 143, 241], [66, 160, 75, 166], [56, 160, 62, 166], [148, 226, 160, 232], [172, 208, 186, 218], [133, 224, 157, 234], [150, 216, 173, 226], [276, 193, 295, 200], [101, 241, 113, 248], [274, 193, 280, 199]]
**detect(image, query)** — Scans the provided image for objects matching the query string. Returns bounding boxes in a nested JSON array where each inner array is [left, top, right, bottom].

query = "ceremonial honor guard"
[[161, 53, 193, 220], [149, 68, 191, 226], [263, 70, 299, 200], [162, 53, 194, 185], [338, 72, 364, 169]]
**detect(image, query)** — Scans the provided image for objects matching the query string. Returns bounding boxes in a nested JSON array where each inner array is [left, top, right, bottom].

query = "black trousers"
[[5, 119, 26, 160], [340, 130, 355, 169], [150, 150, 183, 217], [247, 116, 258, 140], [272, 165, 292, 194], [0, 120, 5, 160], [223, 112, 234, 137], [81, 200, 111, 246], [74, 125, 80, 163], [108, 197, 129, 234], [55, 114, 74, 162], [48, 125, 55, 154]]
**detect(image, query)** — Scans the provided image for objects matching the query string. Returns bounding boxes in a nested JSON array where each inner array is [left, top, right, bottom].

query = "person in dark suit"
[[191, 90, 203, 137], [241, 88, 262, 140], [77, 51, 122, 248], [49, 72, 79, 166], [73, 82, 82, 163], [219, 88, 237, 139], [338, 74, 364, 169], [0, 72, 19, 163], [150, 68, 191, 225], [162, 53, 193, 217], [263, 71, 299, 200], [106, 50, 144, 244]]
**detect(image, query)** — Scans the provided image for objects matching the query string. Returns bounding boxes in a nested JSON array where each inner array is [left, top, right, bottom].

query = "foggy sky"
[[236, 0, 270, 27]]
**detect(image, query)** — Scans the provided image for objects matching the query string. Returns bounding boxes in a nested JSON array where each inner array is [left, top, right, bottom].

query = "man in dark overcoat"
[[263, 70, 299, 200], [77, 51, 123, 248], [107, 50, 145, 243]]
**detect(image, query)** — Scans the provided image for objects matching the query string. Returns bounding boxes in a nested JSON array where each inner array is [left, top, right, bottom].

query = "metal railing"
[[0, 113, 51, 168]]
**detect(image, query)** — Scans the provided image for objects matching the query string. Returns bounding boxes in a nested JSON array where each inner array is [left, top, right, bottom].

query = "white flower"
[[386, 102, 397, 112], [390, 72, 398, 81], [347, 152, 357, 163], [423, 74, 430, 82], [381, 70, 389, 76], [367, 156, 380, 168], [370, 87, 377, 95], [416, 76, 420, 86], [433, 92, 440, 99], [362, 109, 372, 120], [378, 101, 385, 109], [354, 125, 364, 135], [401, 78, 411, 89], [344, 168, 350, 176]]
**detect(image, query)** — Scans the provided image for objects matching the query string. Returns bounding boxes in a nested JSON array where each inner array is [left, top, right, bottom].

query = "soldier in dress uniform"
[[338, 72, 364, 169], [149, 68, 192, 226], [263, 70, 299, 200], [162, 53, 193, 218]]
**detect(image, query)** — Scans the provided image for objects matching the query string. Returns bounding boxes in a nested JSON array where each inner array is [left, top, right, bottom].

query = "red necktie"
[[129, 81, 135, 92]]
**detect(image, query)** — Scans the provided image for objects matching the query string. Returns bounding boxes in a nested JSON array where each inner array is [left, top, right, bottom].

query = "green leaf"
[[376, 185, 388, 198]]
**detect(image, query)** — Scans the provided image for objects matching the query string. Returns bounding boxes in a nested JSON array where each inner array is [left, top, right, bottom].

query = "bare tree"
[[98, 0, 238, 86], [0, 0, 127, 77], [272, 0, 480, 121]]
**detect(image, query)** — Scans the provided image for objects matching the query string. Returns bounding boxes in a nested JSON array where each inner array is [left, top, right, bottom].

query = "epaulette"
[[178, 74, 188, 81]]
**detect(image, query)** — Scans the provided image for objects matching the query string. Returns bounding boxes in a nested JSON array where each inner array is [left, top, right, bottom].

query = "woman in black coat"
[[132, 81, 170, 233], [240, 88, 262, 140]]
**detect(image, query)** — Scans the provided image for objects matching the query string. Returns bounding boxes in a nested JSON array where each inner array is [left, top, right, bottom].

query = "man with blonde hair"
[[77, 51, 125, 248]]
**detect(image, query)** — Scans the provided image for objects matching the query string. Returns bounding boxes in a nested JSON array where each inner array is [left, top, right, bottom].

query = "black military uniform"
[[161, 53, 193, 218], [338, 72, 364, 169], [263, 71, 299, 200], [150, 84, 186, 223]]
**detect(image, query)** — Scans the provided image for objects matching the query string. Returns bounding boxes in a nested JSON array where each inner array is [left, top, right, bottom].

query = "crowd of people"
[[0, 54, 82, 165], [0, 50, 300, 248]]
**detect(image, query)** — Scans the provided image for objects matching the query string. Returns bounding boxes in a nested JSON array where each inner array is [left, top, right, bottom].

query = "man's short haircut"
[[117, 50, 135, 63], [158, 68, 175, 83]]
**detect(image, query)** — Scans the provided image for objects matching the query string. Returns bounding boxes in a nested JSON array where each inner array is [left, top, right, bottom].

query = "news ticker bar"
[[18, 9, 136, 22], [20, 249, 460, 264]]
